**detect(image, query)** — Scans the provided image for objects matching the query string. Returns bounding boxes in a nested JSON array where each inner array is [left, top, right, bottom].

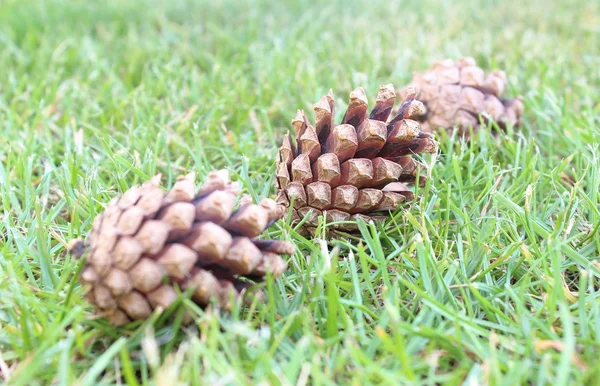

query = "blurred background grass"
[[0, 0, 599, 384], [1, 0, 597, 162]]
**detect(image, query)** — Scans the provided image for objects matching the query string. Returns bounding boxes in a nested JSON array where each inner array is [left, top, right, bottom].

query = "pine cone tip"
[[68, 238, 87, 258]]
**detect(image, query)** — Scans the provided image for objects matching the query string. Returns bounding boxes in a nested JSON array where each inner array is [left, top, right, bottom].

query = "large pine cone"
[[275, 84, 438, 235], [401, 57, 524, 136], [71, 171, 294, 326]]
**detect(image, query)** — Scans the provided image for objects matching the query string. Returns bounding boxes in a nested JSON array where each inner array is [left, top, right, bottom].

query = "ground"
[[0, 0, 599, 384]]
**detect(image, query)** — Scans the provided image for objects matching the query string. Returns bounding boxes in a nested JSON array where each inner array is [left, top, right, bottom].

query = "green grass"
[[0, 0, 599, 384]]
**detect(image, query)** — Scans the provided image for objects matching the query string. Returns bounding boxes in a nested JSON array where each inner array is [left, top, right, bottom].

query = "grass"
[[0, 0, 599, 384]]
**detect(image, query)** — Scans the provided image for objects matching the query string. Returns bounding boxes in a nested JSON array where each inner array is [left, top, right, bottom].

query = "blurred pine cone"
[[275, 85, 438, 235], [400, 57, 524, 136], [70, 171, 294, 326]]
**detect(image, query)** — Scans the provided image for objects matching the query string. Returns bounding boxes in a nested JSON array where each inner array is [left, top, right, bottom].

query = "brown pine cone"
[[70, 170, 294, 326], [400, 57, 524, 136], [275, 84, 438, 235]]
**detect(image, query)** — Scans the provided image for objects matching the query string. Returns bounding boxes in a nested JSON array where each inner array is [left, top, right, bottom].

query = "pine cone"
[[71, 171, 294, 326], [400, 57, 524, 136], [275, 85, 438, 235]]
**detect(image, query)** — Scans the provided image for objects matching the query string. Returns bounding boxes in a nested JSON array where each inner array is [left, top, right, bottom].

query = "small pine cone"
[[71, 171, 294, 326], [275, 85, 438, 235], [400, 57, 524, 136]]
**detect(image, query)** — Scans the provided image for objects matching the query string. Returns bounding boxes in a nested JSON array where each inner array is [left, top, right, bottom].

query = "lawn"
[[0, 0, 599, 384]]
